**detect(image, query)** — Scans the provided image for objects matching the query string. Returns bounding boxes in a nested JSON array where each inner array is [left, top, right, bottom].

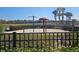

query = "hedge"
[[9, 25, 32, 31]]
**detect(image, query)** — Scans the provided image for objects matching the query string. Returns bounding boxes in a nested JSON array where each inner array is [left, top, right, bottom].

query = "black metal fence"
[[0, 32, 79, 51]]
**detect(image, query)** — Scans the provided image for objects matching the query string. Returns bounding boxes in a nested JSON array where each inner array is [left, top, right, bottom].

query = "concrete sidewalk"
[[4, 29, 69, 33]]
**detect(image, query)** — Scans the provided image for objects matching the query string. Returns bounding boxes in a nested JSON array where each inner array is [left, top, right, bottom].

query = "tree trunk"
[[54, 15, 56, 21]]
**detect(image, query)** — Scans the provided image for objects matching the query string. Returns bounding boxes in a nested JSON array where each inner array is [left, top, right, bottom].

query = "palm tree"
[[52, 10, 58, 21], [64, 12, 73, 26], [57, 7, 61, 21], [65, 12, 73, 21], [56, 7, 65, 21], [61, 8, 65, 21], [56, 7, 65, 25]]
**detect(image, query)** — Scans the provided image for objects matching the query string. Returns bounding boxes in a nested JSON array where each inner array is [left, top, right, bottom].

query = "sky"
[[0, 7, 79, 20]]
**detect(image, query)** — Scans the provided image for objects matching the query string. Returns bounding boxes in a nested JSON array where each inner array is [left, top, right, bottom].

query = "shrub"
[[9, 24, 56, 31], [9, 25, 32, 31]]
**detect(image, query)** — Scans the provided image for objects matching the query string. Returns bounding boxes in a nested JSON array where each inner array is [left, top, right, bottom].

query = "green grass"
[[1, 47, 79, 52]]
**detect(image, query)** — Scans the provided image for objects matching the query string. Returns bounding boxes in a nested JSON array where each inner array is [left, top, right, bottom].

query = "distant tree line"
[[0, 19, 52, 24]]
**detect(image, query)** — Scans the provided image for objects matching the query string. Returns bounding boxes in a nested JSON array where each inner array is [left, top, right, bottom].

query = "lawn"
[[1, 47, 79, 52]]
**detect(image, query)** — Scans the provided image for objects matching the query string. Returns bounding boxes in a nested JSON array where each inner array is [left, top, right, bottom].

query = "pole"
[[33, 16, 34, 32], [28, 16, 37, 32], [43, 19, 44, 33], [72, 20, 74, 32]]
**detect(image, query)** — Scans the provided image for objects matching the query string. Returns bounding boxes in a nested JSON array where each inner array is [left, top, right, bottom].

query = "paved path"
[[4, 29, 69, 33]]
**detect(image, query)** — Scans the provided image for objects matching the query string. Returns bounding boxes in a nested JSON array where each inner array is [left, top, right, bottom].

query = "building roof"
[[39, 17, 48, 20]]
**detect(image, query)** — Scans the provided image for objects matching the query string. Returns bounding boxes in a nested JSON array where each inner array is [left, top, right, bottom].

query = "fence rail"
[[0, 32, 79, 51]]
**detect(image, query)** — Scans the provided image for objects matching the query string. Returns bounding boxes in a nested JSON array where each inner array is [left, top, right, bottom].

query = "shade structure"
[[39, 17, 48, 33]]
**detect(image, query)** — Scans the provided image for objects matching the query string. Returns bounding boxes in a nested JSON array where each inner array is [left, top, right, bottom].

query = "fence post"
[[13, 32, 16, 48]]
